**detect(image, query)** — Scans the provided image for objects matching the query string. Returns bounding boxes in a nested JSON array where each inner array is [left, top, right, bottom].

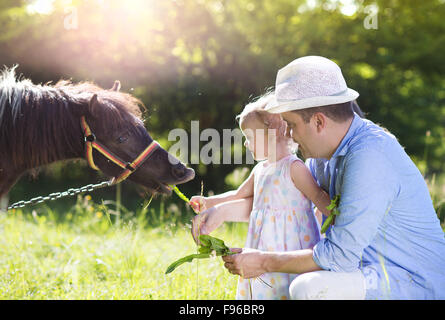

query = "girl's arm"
[[192, 197, 253, 237], [214, 196, 254, 223], [290, 160, 331, 217], [191, 167, 255, 210]]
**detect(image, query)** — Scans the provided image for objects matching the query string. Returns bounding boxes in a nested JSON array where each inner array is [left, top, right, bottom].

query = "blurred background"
[[1, 0, 444, 222]]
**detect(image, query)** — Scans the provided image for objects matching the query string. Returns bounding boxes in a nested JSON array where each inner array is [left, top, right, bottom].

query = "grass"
[[425, 174, 445, 228], [1, 171, 444, 300], [0, 195, 247, 299]]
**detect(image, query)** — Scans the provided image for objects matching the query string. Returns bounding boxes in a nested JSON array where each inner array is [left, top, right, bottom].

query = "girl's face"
[[241, 118, 269, 161]]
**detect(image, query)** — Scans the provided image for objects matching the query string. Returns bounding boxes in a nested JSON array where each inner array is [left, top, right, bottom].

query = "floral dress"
[[236, 154, 321, 300]]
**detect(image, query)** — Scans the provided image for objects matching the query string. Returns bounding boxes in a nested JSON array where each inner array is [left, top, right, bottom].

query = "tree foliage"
[[1, 0, 444, 206]]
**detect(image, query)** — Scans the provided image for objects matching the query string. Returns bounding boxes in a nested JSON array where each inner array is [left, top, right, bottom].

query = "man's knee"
[[289, 270, 366, 300], [289, 272, 330, 300]]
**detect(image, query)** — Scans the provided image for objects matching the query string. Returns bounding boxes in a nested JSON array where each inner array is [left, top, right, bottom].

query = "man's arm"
[[223, 147, 399, 277], [262, 249, 322, 274], [223, 249, 322, 278], [313, 147, 399, 272]]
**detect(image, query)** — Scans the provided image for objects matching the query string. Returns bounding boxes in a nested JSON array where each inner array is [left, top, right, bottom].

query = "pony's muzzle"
[[171, 163, 190, 180]]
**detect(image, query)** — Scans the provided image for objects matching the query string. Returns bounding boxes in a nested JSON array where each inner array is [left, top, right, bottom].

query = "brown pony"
[[0, 66, 195, 202]]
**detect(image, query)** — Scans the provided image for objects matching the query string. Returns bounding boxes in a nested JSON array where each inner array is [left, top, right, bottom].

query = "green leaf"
[[165, 253, 211, 274], [320, 214, 335, 234], [321, 195, 341, 234], [208, 236, 227, 249], [198, 246, 213, 254], [198, 234, 212, 247]]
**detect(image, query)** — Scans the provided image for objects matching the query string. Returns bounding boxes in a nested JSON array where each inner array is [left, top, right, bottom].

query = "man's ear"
[[312, 112, 327, 133], [110, 80, 121, 92]]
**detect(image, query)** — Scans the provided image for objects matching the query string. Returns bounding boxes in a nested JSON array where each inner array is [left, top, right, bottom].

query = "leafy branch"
[[165, 234, 236, 274]]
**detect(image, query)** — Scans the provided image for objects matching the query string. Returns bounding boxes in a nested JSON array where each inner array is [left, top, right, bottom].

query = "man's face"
[[281, 111, 317, 159]]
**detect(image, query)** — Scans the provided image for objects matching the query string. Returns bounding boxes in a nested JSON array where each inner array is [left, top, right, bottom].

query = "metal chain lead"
[[7, 180, 113, 211]]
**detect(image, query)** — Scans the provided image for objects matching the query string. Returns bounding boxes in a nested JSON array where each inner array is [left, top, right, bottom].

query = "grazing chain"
[[7, 180, 112, 211]]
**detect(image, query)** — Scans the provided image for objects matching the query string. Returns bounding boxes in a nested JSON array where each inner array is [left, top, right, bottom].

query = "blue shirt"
[[309, 113, 445, 299]]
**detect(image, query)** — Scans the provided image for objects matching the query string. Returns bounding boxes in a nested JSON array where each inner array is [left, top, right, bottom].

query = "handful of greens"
[[165, 234, 236, 274]]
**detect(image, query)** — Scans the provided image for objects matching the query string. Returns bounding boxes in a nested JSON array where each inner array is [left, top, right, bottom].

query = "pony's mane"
[[0, 65, 146, 169]]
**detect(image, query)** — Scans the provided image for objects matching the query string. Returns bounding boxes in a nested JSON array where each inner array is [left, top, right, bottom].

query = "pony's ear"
[[111, 80, 121, 92], [87, 93, 120, 119], [88, 93, 100, 117], [90, 93, 98, 105], [72, 93, 100, 118]]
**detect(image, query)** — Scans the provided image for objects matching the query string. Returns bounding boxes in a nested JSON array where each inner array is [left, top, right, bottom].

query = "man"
[[222, 56, 445, 299]]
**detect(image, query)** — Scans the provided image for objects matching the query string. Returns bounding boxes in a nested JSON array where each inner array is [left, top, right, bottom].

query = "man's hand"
[[222, 248, 267, 279], [223, 248, 322, 276]]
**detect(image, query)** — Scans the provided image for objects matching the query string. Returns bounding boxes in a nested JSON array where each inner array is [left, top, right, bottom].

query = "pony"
[[0, 66, 195, 203]]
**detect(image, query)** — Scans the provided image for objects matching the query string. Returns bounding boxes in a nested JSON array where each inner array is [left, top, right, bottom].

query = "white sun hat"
[[264, 56, 359, 114]]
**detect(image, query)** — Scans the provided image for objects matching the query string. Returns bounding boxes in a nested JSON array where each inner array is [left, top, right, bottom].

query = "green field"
[[1, 183, 444, 300], [0, 195, 247, 299]]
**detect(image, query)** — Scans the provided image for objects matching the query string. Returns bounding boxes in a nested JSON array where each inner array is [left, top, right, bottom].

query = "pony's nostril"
[[172, 165, 187, 179]]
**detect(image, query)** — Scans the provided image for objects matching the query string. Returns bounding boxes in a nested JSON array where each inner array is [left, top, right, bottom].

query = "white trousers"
[[289, 270, 366, 300]]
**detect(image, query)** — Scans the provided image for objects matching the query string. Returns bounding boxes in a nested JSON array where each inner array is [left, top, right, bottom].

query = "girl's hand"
[[189, 196, 207, 213], [191, 206, 225, 244]]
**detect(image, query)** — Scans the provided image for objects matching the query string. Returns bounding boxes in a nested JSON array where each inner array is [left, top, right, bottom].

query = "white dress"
[[236, 154, 321, 300]]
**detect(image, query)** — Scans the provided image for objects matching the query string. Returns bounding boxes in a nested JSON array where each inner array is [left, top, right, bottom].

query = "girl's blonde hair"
[[236, 92, 298, 153]]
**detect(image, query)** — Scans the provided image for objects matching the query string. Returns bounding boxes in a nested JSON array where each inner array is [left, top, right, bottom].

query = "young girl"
[[190, 93, 331, 300]]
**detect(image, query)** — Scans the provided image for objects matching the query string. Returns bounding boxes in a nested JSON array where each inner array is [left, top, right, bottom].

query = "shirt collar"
[[330, 112, 364, 159]]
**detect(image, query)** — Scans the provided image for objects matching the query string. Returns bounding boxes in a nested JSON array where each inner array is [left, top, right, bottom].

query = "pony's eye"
[[117, 134, 129, 143]]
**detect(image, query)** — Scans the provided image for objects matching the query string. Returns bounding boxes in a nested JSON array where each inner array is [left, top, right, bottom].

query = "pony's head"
[[0, 66, 195, 196], [58, 79, 195, 195]]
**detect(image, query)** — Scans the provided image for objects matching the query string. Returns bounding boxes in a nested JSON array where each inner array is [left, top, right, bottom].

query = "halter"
[[80, 116, 160, 185]]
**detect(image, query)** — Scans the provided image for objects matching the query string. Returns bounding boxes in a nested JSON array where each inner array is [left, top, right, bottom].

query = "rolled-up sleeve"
[[313, 147, 399, 272]]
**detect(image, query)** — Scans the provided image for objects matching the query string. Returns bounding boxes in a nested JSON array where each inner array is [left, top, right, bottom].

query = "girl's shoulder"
[[286, 155, 313, 188], [289, 155, 306, 168], [251, 160, 267, 177], [283, 154, 306, 173], [287, 154, 304, 165], [253, 154, 305, 178], [251, 160, 267, 174]]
